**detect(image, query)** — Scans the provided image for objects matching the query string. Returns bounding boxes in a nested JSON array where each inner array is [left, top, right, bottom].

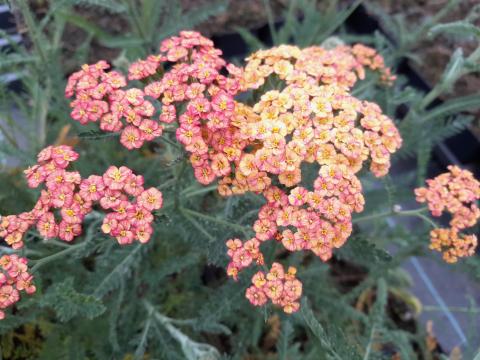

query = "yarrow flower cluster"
[[100, 167, 163, 244], [16, 31, 476, 317], [66, 31, 245, 186], [428, 228, 477, 263], [222, 45, 401, 312], [1, 145, 83, 248], [246, 263, 302, 314], [0, 146, 163, 248], [0, 255, 35, 320], [0, 146, 163, 318], [415, 165, 480, 262], [66, 61, 162, 150], [241, 44, 395, 92]]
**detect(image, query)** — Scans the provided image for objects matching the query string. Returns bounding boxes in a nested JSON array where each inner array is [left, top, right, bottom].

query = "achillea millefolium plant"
[[1, 29, 479, 358], [64, 31, 404, 313]]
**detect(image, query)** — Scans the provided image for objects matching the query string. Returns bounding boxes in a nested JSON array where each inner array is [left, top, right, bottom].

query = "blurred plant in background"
[[0, 0, 480, 359]]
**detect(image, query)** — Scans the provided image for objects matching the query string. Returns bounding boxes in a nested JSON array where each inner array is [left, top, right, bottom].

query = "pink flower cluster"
[[226, 238, 264, 280], [227, 165, 363, 280], [415, 165, 480, 262], [148, 32, 243, 185], [67, 31, 246, 185], [246, 263, 302, 314], [66, 61, 163, 150], [99, 167, 163, 244], [0, 146, 163, 247], [415, 165, 480, 229], [0, 145, 163, 319], [0, 255, 35, 320], [1, 145, 82, 248]]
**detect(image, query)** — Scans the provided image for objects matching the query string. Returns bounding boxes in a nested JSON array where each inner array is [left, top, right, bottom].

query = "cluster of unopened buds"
[[0, 146, 163, 318], [415, 165, 480, 263], [64, 31, 404, 313], [0, 255, 35, 320]]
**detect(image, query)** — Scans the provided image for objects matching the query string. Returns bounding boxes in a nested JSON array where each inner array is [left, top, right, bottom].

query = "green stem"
[[353, 206, 435, 228], [467, 45, 480, 63], [180, 207, 251, 236], [262, 0, 277, 45], [410, 213, 438, 229], [393, 207, 429, 215], [174, 159, 188, 210], [418, 84, 445, 111], [123, 0, 148, 47], [363, 324, 376, 360], [14, 1, 48, 65], [143, 300, 220, 358], [352, 210, 393, 224], [181, 184, 218, 197], [0, 246, 43, 257], [0, 122, 19, 149], [158, 135, 181, 149], [134, 307, 154, 359], [30, 242, 86, 273], [47, 239, 72, 248], [423, 305, 480, 313], [156, 177, 176, 191], [143, 300, 169, 324], [418, 35, 480, 112]]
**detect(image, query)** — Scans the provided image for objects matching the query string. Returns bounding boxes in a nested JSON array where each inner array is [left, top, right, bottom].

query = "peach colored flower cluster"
[[0, 255, 35, 319], [99, 167, 163, 244], [246, 263, 302, 314], [0, 146, 163, 248], [226, 164, 363, 280], [217, 46, 401, 199], [429, 228, 477, 263], [149, 32, 243, 185], [415, 165, 480, 262], [240, 43, 395, 92], [222, 45, 400, 312], [218, 84, 400, 200]]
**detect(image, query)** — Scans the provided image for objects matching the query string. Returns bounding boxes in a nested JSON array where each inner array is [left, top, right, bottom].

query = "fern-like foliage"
[[39, 277, 106, 322]]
